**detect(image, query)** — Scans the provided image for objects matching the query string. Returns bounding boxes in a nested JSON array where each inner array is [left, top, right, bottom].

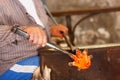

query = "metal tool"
[[11, 27, 74, 57], [44, 5, 75, 51]]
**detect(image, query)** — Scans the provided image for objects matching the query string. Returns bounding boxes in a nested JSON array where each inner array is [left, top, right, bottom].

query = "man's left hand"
[[50, 24, 68, 38]]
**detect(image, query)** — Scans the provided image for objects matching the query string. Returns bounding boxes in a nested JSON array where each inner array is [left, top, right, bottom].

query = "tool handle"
[[11, 27, 30, 39]]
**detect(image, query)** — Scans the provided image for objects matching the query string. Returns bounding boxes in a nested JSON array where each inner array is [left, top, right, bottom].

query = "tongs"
[[11, 27, 74, 57], [44, 5, 75, 51]]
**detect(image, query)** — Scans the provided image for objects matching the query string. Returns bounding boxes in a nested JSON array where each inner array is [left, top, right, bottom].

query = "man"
[[0, 0, 68, 80]]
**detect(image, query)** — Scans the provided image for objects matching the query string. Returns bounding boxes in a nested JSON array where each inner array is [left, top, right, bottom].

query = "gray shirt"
[[0, 0, 49, 74]]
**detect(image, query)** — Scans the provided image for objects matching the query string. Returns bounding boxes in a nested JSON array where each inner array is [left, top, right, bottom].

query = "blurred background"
[[45, 0, 120, 47]]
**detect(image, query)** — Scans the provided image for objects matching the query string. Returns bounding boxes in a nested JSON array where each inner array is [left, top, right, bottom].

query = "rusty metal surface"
[[39, 45, 120, 80]]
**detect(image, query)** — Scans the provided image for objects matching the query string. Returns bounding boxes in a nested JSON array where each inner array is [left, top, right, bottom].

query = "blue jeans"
[[0, 56, 39, 80]]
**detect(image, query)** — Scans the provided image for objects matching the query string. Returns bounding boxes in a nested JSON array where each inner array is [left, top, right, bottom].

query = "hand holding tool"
[[11, 27, 74, 57], [44, 5, 75, 51], [11, 26, 92, 71]]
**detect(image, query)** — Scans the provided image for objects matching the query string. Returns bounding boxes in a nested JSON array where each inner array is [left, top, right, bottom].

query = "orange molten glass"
[[69, 49, 92, 70]]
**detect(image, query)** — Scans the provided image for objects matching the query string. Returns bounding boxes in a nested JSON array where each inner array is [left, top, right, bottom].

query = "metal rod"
[[46, 43, 73, 57], [44, 5, 58, 25], [44, 5, 75, 51]]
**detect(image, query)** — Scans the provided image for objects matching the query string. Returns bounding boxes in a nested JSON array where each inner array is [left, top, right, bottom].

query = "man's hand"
[[24, 26, 47, 47], [50, 24, 68, 38]]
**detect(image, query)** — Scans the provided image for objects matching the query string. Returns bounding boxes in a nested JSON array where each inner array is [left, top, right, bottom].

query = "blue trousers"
[[0, 56, 39, 80]]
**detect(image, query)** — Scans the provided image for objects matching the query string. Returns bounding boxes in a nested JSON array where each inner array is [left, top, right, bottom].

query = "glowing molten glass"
[[69, 49, 92, 70]]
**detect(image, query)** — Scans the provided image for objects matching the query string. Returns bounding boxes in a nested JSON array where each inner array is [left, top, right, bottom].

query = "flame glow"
[[69, 49, 92, 70]]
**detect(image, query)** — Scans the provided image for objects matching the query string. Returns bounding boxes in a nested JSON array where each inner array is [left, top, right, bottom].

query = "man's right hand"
[[24, 26, 47, 47]]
